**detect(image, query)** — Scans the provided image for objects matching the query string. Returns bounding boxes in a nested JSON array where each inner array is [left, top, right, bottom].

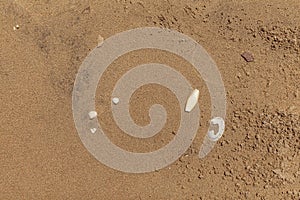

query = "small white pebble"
[[90, 128, 97, 134], [88, 111, 97, 119], [13, 25, 19, 30], [112, 97, 119, 105]]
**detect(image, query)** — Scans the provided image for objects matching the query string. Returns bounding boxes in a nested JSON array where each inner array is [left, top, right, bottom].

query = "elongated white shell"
[[185, 89, 199, 112]]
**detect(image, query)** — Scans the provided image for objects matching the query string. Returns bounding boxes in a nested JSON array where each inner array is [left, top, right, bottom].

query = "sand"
[[0, 0, 299, 199]]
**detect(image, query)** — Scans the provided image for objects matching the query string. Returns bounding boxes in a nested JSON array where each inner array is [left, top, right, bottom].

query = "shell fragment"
[[112, 97, 120, 105], [185, 89, 199, 112], [13, 25, 20, 30], [90, 128, 97, 134], [88, 111, 97, 120]]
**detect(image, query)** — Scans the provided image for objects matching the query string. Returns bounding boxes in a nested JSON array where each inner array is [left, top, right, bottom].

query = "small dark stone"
[[241, 52, 254, 62]]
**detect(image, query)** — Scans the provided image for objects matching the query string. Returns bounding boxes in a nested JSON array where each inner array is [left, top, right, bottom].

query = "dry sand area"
[[1, 0, 299, 199]]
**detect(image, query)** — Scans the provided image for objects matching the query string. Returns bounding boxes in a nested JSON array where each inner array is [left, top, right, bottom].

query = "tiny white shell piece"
[[13, 25, 19, 30], [208, 117, 225, 141], [185, 89, 199, 112], [90, 128, 97, 134], [112, 97, 119, 105], [97, 35, 104, 47], [88, 111, 97, 120]]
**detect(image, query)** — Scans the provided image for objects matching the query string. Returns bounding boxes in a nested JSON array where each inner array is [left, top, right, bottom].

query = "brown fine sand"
[[0, 0, 299, 199]]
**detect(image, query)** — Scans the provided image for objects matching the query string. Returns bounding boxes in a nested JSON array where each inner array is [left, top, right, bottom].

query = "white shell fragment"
[[88, 111, 97, 120], [112, 97, 120, 105], [185, 89, 199, 112], [97, 35, 104, 47], [208, 117, 225, 141], [90, 128, 97, 134], [13, 25, 19, 30]]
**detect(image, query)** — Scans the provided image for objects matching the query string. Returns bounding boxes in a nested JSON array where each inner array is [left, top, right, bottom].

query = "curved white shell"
[[208, 117, 225, 141]]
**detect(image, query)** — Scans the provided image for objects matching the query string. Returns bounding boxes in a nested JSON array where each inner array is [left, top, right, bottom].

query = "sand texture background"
[[0, 0, 299, 199]]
